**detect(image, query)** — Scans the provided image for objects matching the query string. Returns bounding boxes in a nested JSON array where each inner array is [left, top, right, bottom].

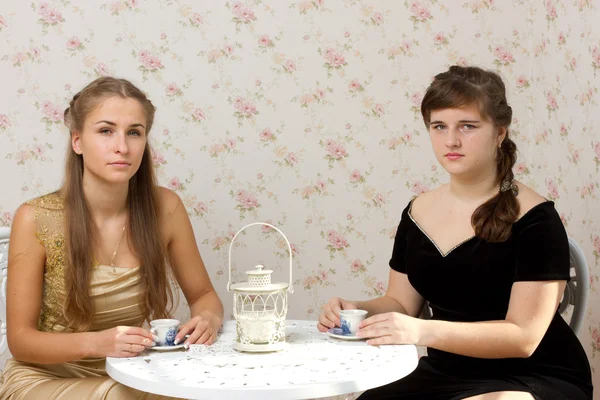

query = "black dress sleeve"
[[513, 202, 571, 282], [389, 201, 412, 274]]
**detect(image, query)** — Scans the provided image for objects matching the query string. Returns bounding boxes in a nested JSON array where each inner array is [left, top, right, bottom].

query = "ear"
[[71, 131, 83, 155], [497, 126, 507, 147]]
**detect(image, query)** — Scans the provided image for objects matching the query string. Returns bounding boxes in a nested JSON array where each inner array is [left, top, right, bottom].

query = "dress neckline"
[[95, 264, 140, 270], [407, 199, 554, 258]]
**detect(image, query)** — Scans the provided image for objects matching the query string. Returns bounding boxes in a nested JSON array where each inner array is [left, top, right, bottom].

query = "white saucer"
[[150, 334, 189, 351], [326, 328, 364, 341], [150, 344, 186, 351]]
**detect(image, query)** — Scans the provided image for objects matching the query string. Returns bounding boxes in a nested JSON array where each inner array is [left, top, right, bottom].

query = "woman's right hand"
[[90, 326, 156, 358], [317, 297, 358, 332]]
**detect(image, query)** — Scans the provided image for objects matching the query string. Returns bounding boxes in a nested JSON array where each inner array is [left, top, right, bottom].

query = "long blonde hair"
[[62, 77, 172, 331]]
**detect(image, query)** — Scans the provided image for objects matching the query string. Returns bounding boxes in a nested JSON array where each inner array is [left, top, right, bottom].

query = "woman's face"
[[428, 104, 506, 180], [71, 96, 147, 185]]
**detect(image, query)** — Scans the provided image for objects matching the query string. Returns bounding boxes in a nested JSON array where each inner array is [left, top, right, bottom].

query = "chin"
[[440, 163, 471, 176], [104, 174, 135, 185]]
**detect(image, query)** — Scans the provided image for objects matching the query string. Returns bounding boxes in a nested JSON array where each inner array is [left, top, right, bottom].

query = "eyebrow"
[[430, 120, 481, 124], [94, 120, 146, 129]]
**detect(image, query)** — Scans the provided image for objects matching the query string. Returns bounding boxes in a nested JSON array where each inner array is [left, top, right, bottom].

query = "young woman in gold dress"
[[1, 77, 224, 399]]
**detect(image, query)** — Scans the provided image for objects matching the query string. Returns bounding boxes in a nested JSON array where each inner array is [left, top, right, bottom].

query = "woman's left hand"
[[175, 311, 221, 347], [356, 312, 424, 346]]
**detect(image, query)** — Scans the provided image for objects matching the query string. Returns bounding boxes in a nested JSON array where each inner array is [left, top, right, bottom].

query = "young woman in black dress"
[[318, 65, 593, 399]]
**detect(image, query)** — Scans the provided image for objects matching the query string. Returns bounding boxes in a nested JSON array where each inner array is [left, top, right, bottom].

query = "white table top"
[[106, 320, 418, 400]]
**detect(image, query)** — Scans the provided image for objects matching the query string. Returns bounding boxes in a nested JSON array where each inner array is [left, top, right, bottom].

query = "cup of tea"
[[150, 319, 180, 346], [339, 309, 368, 335]]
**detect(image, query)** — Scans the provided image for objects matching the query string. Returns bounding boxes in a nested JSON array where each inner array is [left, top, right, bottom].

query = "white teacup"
[[150, 319, 180, 346], [339, 309, 368, 335]]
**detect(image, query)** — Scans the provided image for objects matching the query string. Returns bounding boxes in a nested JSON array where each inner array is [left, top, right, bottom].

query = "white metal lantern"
[[227, 222, 294, 353]]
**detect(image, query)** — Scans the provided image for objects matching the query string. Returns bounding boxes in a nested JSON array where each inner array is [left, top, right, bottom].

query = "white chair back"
[[559, 237, 590, 336], [0, 226, 11, 369]]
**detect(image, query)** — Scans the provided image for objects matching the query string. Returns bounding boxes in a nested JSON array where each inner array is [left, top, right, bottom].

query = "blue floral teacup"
[[339, 310, 368, 335], [150, 319, 180, 346]]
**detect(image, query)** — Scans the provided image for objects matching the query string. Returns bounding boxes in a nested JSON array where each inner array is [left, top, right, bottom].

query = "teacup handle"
[[227, 222, 294, 294], [149, 327, 159, 344]]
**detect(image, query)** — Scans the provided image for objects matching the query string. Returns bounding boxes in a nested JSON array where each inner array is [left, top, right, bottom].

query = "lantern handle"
[[227, 222, 294, 294]]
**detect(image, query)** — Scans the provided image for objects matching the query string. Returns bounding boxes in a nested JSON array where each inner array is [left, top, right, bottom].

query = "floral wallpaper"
[[1, 0, 600, 396]]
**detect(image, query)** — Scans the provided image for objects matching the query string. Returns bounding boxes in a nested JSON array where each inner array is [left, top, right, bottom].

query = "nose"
[[114, 132, 129, 154], [445, 127, 460, 148]]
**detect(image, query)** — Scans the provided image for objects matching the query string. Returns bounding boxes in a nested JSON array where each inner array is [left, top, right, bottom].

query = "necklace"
[[106, 226, 126, 273]]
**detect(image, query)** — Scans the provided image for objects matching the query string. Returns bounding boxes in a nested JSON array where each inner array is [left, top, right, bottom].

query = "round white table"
[[106, 320, 418, 400]]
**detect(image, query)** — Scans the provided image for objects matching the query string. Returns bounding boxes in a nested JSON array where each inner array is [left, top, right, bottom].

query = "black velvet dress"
[[360, 200, 593, 399]]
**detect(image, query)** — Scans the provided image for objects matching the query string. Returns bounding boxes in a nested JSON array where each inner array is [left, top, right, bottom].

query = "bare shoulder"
[[410, 185, 446, 217], [10, 203, 45, 254], [156, 186, 183, 217], [514, 180, 548, 218], [12, 203, 37, 231]]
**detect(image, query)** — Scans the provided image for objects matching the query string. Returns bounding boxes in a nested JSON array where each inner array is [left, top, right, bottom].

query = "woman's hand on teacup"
[[356, 312, 422, 346], [93, 326, 156, 358], [175, 312, 221, 347], [317, 297, 358, 332]]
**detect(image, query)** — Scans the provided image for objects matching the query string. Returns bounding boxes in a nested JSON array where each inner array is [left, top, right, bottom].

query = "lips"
[[445, 153, 464, 160], [108, 161, 131, 166]]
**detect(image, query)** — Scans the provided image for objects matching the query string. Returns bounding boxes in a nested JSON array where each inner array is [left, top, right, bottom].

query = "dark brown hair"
[[62, 77, 172, 330], [421, 65, 519, 242]]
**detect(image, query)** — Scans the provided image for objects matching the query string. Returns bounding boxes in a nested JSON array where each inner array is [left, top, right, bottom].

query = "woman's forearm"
[[9, 329, 96, 364], [189, 290, 224, 326], [356, 295, 409, 316], [419, 319, 536, 359]]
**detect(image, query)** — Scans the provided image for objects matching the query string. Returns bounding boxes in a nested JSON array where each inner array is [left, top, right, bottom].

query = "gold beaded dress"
[[0, 193, 175, 399]]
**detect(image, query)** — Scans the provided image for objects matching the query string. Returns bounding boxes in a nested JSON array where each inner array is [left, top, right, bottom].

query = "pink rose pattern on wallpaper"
[[1, 0, 600, 394]]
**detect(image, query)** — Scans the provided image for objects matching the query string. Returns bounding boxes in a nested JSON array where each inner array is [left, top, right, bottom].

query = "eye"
[[431, 124, 446, 131], [99, 128, 112, 135], [461, 124, 477, 131], [127, 130, 141, 136]]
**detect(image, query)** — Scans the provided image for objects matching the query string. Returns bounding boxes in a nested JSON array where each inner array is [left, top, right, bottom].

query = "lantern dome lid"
[[229, 264, 289, 292], [246, 264, 273, 276]]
